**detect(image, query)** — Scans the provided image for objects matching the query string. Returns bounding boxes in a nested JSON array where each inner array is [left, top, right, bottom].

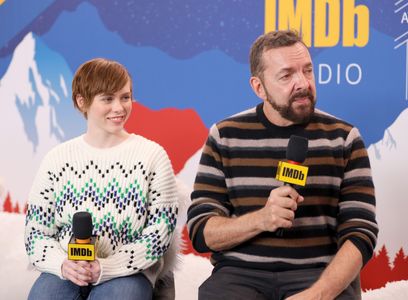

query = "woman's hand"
[[87, 260, 101, 283], [61, 259, 92, 286]]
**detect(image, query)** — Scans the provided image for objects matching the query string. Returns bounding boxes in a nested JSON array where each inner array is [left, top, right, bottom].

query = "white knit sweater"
[[25, 134, 179, 285]]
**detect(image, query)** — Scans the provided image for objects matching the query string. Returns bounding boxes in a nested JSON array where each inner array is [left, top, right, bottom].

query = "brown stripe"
[[193, 183, 227, 194], [191, 198, 225, 207], [337, 221, 376, 232], [341, 186, 374, 196], [252, 236, 334, 248], [350, 148, 368, 160], [307, 122, 352, 132], [304, 196, 338, 206], [230, 197, 268, 207], [224, 158, 280, 167], [203, 144, 222, 162], [218, 121, 265, 130], [229, 197, 338, 209], [305, 156, 344, 167]]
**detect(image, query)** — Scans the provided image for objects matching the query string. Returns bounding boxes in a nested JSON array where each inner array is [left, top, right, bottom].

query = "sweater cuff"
[[348, 236, 373, 267], [192, 218, 212, 253], [94, 257, 121, 285], [34, 251, 66, 280]]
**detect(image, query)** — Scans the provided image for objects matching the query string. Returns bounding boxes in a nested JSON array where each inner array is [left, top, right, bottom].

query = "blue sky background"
[[0, 0, 406, 145]]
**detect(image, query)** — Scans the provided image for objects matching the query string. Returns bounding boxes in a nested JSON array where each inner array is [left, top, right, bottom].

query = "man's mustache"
[[289, 90, 315, 103]]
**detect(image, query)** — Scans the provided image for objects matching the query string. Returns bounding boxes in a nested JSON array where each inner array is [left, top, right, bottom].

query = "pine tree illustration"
[[361, 245, 392, 290], [390, 247, 408, 282], [2, 193, 12, 212]]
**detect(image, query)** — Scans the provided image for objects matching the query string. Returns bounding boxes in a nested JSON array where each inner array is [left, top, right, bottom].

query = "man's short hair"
[[72, 58, 132, 116], [249, 30, 305, 78]]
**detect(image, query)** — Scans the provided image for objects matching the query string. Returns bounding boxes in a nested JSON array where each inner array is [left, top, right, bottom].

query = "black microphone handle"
[[275, 182, 294, 237], [80, 284, 92, 298]]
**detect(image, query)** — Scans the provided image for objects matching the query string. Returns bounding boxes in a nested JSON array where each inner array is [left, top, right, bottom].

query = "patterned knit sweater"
[[25, 134, 179, 285], [187, 103, 378, 272]]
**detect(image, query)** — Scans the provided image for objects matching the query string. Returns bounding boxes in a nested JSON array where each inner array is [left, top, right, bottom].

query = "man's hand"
[[203, 185, 304, 251], [61, 259, 92, 286], [258, 185, 304, 232], [287, 241, 363, 300], [285, 287, 325, 300]]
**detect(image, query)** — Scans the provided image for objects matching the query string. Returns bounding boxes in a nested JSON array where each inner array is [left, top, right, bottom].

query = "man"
[[187, 30, 378, 300]]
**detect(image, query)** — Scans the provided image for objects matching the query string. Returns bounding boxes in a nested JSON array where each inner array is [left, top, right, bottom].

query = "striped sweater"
[[187, 103, 378, 272], [25, 134, 178, 285]]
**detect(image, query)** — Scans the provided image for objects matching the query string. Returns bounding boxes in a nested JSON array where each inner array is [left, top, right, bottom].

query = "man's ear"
[[249, 76, 266, 100]]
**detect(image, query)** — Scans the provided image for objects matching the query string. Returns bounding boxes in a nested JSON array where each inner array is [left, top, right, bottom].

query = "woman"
[[25, 58, 179, 299]]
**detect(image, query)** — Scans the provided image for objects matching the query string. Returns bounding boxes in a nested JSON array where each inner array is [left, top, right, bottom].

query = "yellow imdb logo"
[[68, 243, 95, 261], [276, 161, 308, 186]]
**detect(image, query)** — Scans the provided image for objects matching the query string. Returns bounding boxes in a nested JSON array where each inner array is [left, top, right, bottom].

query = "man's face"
[[257, 42, 316, 125]]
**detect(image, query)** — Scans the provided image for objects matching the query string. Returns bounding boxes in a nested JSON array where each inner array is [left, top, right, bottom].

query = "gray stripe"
[[345, 218, 378, 229], [357, 228, 378, 241], [226, 176, 341, 187], [187, 212, 218, 231], [306, 176, 342, 185], [223, 251, 333, 265], [199, 165, 225, 177], [219, 137, 348, 149], [226, 177, 281, 186], [345, 128, 361, 147], [191, 198, 230, 215], [308, 137, 345, 148], [344, 168, 372, 180], [293, 216, 337, 227], [221, 138, 289, 148], [339, 200, 376, 213], [196, 171, 225, 181]]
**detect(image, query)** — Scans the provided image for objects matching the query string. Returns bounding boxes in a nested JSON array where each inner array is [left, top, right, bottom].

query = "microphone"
[[68, 211, 95, 297], [68, 211, 95, 261], [275, 135, 309, 236]]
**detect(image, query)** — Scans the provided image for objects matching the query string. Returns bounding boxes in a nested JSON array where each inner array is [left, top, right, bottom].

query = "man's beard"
[[266, 89, 316, 124]]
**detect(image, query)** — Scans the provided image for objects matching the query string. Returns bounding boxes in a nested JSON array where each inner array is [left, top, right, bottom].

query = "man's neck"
[[262, 101, 295, 127]]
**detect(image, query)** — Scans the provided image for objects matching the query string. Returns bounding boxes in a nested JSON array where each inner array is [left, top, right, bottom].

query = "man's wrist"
[[309, 281, 337, 300]]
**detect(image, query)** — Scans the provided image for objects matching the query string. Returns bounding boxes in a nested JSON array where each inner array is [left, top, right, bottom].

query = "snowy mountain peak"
[[0, 33, 83, 204], [368, 107, 408, 260]]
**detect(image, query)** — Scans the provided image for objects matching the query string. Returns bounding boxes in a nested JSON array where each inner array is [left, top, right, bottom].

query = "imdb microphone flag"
[[276, 161, 309, 186], [68, 236, 96, 261]]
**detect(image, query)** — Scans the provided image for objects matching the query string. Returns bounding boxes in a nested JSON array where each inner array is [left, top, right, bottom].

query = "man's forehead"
[[262, 43, 312, 69]]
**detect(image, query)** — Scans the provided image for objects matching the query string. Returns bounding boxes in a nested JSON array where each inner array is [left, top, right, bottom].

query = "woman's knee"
[[28, 273, 80, 300], [90, 274, 153, 300]]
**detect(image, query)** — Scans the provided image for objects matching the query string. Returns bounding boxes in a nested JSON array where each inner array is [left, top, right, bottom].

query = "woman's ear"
[[76, 95, 86, 112]]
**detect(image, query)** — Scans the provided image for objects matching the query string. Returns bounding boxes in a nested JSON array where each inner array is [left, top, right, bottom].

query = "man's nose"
[[294, 72, 310, 90]]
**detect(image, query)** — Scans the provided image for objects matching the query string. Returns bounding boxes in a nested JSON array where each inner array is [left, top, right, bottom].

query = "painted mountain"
[[0, 32, 83, 205], [368, 108, 408, 260]]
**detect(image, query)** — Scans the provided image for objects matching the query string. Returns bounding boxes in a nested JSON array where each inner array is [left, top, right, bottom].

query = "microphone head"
[[72, 211, 93, 239], [286, 135, 308, 163]]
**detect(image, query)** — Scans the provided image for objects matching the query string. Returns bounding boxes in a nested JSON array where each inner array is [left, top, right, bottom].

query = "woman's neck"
[[83, 130, 130, 149]]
